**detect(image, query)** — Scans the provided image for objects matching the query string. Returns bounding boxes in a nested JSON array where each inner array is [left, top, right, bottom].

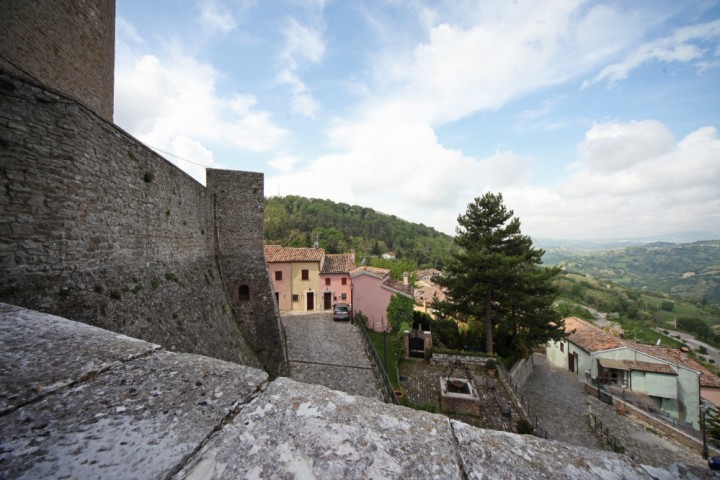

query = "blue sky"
[[115, 0, 720, 239]]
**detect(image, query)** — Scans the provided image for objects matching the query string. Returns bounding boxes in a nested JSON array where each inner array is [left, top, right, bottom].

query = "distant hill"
[[263, 196, 455, 269], [555, 241, 720, 305]]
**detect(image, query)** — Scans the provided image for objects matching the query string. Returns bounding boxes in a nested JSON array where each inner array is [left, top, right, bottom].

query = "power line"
[[148, 145, 213, 168]]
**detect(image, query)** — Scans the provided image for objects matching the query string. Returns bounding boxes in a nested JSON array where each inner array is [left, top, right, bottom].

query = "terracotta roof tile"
[[351, 266, 390, 277], [383, 277, 413, 297], [563, 317, 720, 388], [624, 360, 677, 375], [321, 254, 355, 274], [264, 245, 324, 263], [563, 317, 624, 353]]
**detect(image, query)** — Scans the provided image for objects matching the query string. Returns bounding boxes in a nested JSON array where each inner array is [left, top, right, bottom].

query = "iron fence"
[[356, 316, 398, 405], [497, 357, 549, 439], [589, 413, 626, 454]]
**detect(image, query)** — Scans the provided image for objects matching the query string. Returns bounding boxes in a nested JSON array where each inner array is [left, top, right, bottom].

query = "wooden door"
[[306, 292, 314, 310], [324, 292, 332, 310]]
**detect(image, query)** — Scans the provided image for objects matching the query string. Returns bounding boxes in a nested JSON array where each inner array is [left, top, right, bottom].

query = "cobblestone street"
[[523, 353, 708, 469], [399, 360, 522, 433], [282, 311, 384, 401]]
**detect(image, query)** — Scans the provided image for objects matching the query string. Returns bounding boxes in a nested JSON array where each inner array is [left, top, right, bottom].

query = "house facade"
[[264, 246, 324, 312], [547, 317, 720, 429], [351, 266, 413, 332], [413, 268, 445, 319], [319, 253, 355, 310]]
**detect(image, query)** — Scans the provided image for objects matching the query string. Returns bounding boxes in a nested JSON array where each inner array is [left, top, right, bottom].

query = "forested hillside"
[[263, 196, 455, 269], [557, 241, 720, 305]]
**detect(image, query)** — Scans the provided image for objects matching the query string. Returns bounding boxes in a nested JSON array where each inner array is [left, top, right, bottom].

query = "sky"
[[114, 0, 720, 240]]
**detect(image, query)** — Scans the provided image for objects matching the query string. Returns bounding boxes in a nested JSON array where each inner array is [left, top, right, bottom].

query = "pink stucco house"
[[319, 253, 355, 310], [351, 266, 413, 332]]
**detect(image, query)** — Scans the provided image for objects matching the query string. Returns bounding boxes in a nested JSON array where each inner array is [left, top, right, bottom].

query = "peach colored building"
[[351, 266, 413, 332], [319, 253, 355, 310], [265, 245, 324, 312]]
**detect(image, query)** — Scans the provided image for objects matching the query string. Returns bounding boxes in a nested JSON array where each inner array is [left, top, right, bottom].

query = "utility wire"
[[148, 145, 213, 168]]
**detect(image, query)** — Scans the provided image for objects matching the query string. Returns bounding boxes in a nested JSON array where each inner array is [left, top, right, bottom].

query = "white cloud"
[[115, 45, 286, 184], [269, 155, 300, 173], [584, 19, 720, 87], [276, 18, 325, 117], [508, 121, 720, 238], [199, 0, 237, 35]]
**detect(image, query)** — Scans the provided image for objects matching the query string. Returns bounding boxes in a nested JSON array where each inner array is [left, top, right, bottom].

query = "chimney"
[[403, 272, 409, 286], [680, 347, 689, 359]]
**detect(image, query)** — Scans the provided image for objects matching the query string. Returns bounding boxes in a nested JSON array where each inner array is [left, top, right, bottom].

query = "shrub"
[[517, 419, 534, 435]]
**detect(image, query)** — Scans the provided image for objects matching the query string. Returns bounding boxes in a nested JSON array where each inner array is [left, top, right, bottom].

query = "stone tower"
[[0, 0, 116, 121]]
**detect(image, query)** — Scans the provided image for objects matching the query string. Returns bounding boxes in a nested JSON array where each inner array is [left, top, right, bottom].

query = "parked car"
[[333, 303, 351, 321], [709, 456, 720, 470]]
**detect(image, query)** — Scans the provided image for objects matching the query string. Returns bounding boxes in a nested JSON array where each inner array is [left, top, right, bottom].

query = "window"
[[275, 271, 282, 281], [325, 278, 331, 286], [292, 294, 299, 302], [341, 277, 347, 285], [341, 293, 347, 300], [238, 285, 250, 301], [560, 342, 564, 353], [301, 269, 309, 280]]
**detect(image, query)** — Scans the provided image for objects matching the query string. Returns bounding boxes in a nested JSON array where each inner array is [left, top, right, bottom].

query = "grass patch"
[[366, 329, 403, 389]]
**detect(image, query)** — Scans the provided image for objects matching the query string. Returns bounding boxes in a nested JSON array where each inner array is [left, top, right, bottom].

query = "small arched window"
[[239, 285, 250, 301]]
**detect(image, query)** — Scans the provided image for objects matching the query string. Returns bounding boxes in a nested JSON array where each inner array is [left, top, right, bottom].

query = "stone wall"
[[0, 68, 287, 373], [0, 0, 115, 121]]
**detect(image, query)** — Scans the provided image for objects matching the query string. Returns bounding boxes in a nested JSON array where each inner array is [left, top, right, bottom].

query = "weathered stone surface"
[[175, 377, 461, 479], [0, 306, 268, 479], [452, 420, 651, 479], [1, 305, 710, 480], [0, 303, 158, 414]]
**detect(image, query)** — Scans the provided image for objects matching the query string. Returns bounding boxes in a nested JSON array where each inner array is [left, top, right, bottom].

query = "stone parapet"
[[1, 304, 698, 479]]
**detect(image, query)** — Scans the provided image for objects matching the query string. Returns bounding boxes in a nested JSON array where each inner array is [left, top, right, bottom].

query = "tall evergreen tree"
[[434, 193, 564, 356]]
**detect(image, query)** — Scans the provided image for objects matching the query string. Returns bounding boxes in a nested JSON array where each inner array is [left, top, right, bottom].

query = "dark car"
[[709, 456, 720, 470], [333, 303, 351, 321]]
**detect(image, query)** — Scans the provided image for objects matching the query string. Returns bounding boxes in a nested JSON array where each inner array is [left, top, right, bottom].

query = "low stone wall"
[[510, 354, 535, 386], [432, 353, 492, 367], [584, 383, 720, 458]]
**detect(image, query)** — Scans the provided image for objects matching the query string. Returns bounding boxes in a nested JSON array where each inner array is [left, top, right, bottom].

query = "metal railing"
[[589, 413, 625, 454], [356, 315, 398, 405], [497, 357, 549, 439]]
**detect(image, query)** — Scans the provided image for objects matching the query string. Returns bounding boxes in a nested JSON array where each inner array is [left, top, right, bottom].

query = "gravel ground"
[[282, 311, 384, 401], [524, 353, 709, 469]]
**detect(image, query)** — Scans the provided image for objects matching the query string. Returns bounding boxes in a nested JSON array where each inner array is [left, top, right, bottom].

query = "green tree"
[[434, 192, 564, 356], [386, 294, 414, 332]]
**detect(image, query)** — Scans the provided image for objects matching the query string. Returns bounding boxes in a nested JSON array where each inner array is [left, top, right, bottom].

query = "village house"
[[351, 266, 413, 332], [319, 253, 355, 310], [413, 268, 446, 319], [264, 245, 324, 312], [547, 317, 720, 429]]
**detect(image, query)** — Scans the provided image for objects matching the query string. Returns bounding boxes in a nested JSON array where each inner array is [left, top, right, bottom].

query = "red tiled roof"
[[563, 317, 720, 388], [383, 277, 413, 297], [624, 360, 677, 375], [264, 245, 324, 263], [563, 317, 624, 353], [351, 266, 390, 277], [321, 254, 355, 274]]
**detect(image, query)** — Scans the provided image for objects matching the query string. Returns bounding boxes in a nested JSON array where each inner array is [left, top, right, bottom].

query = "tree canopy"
[[264, 195, 454, 269], [433, 192, 564, 358]]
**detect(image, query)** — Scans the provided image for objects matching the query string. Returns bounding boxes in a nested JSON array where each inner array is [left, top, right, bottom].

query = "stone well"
[[440, 377, 480, 415]]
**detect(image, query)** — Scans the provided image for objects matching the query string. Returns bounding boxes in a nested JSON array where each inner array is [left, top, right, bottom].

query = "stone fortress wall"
[[0, 0, 116, 122], [0, 67, 286, 375]]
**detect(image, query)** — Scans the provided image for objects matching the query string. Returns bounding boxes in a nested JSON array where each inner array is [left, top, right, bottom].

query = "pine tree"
[[434, 193, 564, 356]]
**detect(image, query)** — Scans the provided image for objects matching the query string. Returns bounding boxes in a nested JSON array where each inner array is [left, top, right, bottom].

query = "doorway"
[[324, 291, 332, 310], [306, 292, 315, 311]]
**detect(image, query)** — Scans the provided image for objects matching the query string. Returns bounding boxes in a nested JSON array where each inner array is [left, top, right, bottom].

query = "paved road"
[[523, 354, 707, 469], [282, 311, 384, 401], [657, 327, 720, 365]]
